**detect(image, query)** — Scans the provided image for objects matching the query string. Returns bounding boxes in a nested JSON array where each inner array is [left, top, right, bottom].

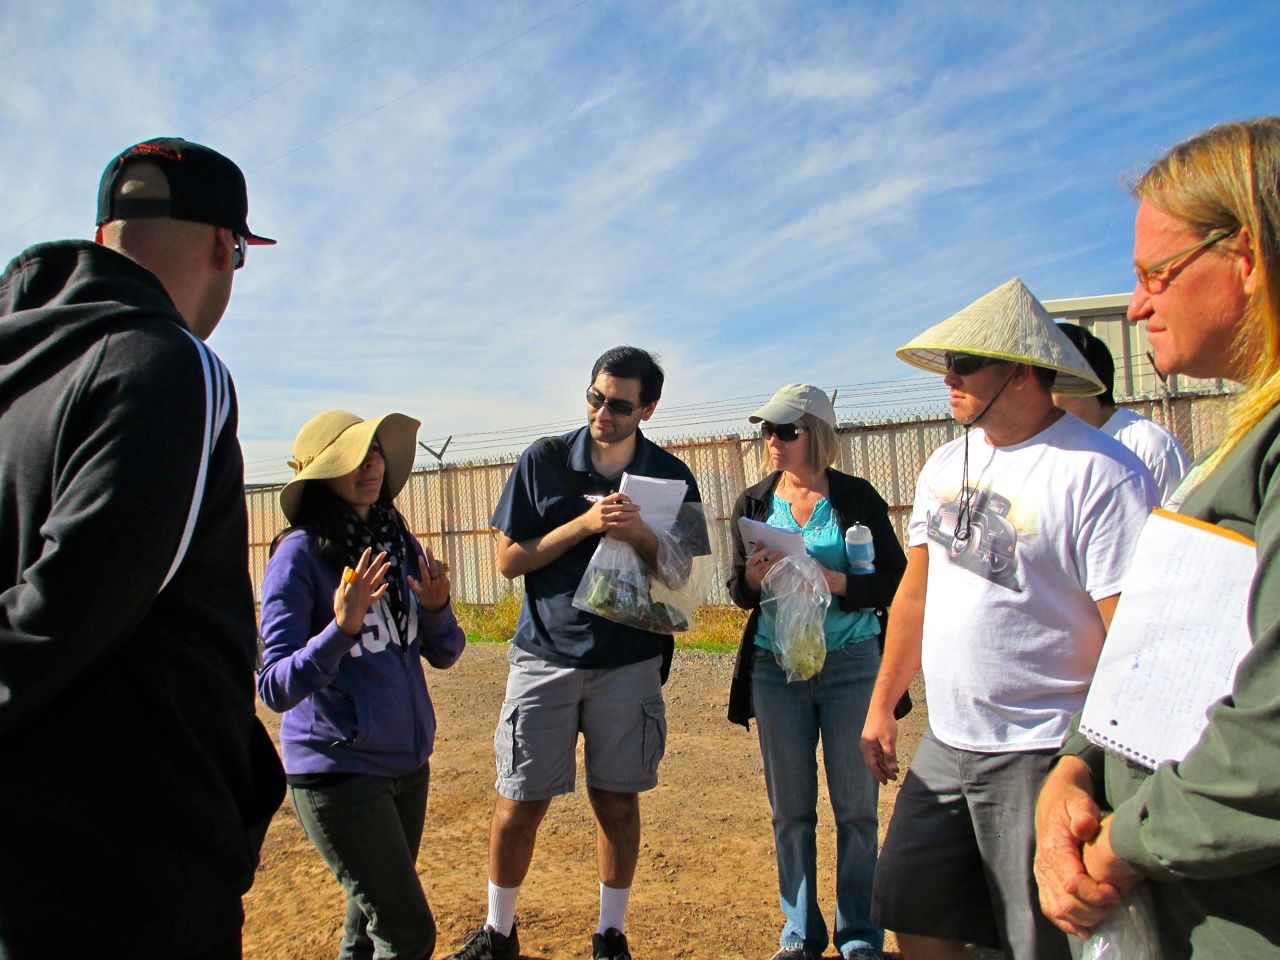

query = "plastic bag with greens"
[[572, 501, 712, 634], [760, 555, 831, 682]]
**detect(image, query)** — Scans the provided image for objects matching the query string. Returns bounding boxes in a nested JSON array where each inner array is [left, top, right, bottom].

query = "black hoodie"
[[0, 240, 282, 955]]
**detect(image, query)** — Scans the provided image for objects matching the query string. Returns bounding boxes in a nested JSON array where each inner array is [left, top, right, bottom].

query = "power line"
[[240, 373, 947, 469]]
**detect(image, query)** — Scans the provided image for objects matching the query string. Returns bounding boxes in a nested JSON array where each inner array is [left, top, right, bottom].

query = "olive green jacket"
[[1063, 403, 1280, 958]]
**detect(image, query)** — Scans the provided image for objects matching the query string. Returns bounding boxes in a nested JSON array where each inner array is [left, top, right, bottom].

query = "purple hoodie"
[[258, 528, 465, 776]]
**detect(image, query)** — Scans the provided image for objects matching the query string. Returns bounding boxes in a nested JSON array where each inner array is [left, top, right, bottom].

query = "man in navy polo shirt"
[[443, 346, 702, 960]]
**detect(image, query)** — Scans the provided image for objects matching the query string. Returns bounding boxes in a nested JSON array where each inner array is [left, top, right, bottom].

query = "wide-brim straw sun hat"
[[749, 383, 838, 426], [280, 410, 420, 523], [896, 277, 1104, 396]]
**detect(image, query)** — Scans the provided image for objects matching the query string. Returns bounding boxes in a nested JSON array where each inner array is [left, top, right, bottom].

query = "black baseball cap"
[[1056, 322, 1115, 403], [96, 137, 275, 244]]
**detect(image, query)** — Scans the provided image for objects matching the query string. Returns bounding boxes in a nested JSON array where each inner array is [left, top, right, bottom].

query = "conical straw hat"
[[896, 278, 1103, 396]]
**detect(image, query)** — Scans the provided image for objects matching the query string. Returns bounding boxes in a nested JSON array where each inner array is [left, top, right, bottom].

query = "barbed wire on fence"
[[246, 391, 1234, 608]]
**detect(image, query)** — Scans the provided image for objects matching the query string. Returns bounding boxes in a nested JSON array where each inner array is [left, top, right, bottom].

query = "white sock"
[[486, 881, 519, 937], [597, 882, 631, 935]]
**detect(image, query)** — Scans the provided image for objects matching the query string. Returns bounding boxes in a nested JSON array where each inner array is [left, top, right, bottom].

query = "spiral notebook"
[[1079, 509, 1255, 769]]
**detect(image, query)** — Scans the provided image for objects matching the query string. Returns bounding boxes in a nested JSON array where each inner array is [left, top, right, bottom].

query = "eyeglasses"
[[585, 387, 637, 417], [943, 353, 1002, 376], [231, 234, 246, 270], [1134, 227, 1235, 293], [760, 421, 807, 442]]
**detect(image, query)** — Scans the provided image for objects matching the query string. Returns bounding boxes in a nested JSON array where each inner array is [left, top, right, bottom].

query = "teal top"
[[754, 492, 880, 652]]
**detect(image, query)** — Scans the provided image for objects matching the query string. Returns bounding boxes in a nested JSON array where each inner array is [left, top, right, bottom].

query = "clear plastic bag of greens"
[[1080, 887, 1158, 960], [572, 502, 712, 634], [760, 555, 831, 682]]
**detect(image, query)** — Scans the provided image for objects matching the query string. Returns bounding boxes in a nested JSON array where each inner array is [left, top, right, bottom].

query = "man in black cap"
[[1052, 322, 1190, 506], [0, 138, 283, 959]]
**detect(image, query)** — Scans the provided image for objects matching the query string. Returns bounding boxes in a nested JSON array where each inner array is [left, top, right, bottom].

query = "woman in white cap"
[[258, 410, 465, 960], [726, 384, 906, 960]]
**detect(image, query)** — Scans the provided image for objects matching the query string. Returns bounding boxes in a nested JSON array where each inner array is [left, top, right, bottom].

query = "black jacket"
[[0, 241, 284, 953], [726, 468, 907, 727]]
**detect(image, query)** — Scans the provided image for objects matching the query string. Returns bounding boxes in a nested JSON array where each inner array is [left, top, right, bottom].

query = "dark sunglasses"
[[760, 421, 807, 442], [585, 387, 637, 417], [231, 234, 246, 270], [944, 352, 1002, 376]]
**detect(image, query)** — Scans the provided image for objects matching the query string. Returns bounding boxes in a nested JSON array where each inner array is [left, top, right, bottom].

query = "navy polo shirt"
[[490, 425, 703, 669]]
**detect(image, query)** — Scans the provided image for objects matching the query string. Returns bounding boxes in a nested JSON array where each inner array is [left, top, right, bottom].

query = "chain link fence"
[[247, 391, 1234, 605]]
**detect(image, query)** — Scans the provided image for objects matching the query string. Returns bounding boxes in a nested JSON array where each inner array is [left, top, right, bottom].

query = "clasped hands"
[[1033, 757, 1144, 937], [581, 492, 652, 546]]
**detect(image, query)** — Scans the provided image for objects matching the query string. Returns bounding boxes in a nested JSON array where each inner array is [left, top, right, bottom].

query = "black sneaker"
[[443, 922, 520, 960], [592, 927, 632, 960]]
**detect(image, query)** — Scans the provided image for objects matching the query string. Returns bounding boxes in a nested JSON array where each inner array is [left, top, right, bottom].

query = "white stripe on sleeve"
[[159, 332, 230, 590]]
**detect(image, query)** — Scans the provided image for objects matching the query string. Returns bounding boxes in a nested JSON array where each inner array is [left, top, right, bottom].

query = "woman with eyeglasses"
[[1035, 117, 1280, 956], [726, 384, 907, 960], [258, 410, 465, 960]]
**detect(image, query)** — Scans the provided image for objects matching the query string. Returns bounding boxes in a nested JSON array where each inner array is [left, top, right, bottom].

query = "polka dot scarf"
[[338, 501, 410, 645]]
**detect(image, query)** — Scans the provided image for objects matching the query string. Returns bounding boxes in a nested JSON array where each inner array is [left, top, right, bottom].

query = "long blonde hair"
[[1135, 117, 1280, 474]]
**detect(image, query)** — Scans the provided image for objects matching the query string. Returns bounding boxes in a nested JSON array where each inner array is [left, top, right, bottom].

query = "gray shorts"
[[872, 728, 1071, 960], [493, 645, 666, 801]]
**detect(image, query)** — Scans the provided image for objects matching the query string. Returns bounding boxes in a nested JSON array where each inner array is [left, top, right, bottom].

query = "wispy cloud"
[[2, 0, 1276, 482]]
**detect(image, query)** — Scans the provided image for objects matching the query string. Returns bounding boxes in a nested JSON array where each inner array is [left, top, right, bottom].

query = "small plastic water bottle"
[[845, 523, 875, 574]]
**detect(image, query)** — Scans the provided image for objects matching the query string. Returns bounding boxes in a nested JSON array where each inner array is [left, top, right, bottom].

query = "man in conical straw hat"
[[858, 278, 1157, 960]]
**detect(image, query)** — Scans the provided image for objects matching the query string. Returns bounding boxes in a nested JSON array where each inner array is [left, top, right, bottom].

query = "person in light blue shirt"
[[727, 384, 907, 960]]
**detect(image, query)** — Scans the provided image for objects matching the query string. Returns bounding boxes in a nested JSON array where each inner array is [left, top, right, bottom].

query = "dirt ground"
[[244, 643, 997, 960]]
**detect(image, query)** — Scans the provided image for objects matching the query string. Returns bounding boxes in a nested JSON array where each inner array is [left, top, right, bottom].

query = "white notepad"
[[1079, 508, 1256, 769], [736, 516, 807, 559], [619, 472, 687, 535]]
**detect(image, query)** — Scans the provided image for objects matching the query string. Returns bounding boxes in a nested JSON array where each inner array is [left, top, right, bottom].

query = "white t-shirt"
[[1101, 408, 1191, 508], [909, 414, 1157, 752]]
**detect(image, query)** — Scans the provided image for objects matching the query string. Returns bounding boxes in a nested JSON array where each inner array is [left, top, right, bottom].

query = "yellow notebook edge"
[[1151, 507, 1256, 548]]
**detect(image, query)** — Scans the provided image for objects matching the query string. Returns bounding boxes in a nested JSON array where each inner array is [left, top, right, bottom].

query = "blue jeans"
[[753, 643, 882, 957]]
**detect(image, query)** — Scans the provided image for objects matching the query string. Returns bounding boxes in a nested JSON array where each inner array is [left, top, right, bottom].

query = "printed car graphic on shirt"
[[927, 488, 1021, 592]]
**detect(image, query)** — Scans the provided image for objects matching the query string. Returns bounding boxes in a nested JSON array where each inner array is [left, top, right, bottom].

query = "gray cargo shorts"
[[493, 645, 666, 801]]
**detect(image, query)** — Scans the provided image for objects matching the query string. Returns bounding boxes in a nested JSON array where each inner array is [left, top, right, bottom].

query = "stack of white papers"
[[736, 516, 807, 559], [619, 472, 687, 534]]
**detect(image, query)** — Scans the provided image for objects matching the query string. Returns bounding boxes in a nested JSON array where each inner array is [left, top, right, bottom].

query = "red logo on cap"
[[127, 143, 182, 162]]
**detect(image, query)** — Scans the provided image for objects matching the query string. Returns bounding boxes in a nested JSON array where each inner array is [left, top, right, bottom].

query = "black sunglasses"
[[231, 234, 246, 270], [585, 387, 637, 417], [944, 352, 1002, 376], [760, 421, 807, 442]]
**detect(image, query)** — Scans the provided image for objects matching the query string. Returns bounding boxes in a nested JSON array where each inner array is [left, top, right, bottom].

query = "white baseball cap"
[[749, 383, 837, 426]]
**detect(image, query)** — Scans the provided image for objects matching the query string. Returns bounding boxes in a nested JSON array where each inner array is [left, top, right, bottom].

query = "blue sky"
[[3, 1, 1277, 483]]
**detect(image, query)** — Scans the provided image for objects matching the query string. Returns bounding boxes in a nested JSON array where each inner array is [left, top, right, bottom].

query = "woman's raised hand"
[[333, 547, 391, 637], [408, 546, 451, 613]]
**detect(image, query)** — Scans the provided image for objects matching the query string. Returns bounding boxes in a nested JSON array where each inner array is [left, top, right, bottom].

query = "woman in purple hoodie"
[[258, 410, 465, 960]]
